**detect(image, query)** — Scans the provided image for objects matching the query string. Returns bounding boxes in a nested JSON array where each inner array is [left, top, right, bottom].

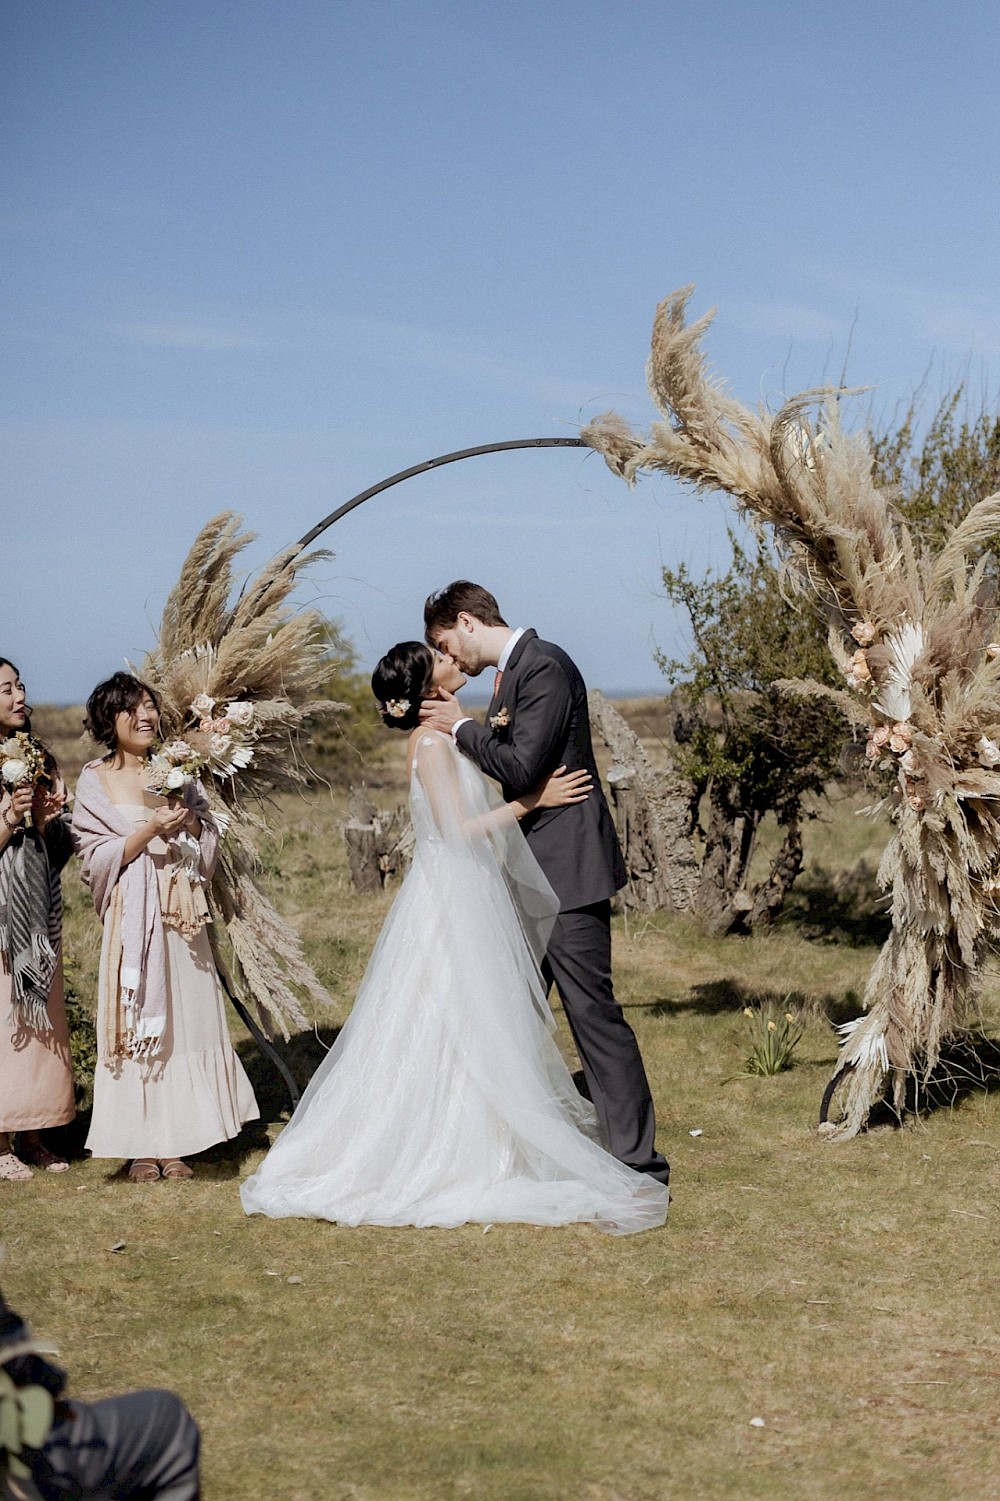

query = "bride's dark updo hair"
[[371, 642, 434, 732]]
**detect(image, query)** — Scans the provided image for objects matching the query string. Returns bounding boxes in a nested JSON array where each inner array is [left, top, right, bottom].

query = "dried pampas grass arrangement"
[[582, 288, 1000, 1139], [142, 512, 346, 1040]]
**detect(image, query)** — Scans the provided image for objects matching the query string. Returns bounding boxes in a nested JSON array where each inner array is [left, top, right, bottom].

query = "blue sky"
[[4, 0, 1000, 703]]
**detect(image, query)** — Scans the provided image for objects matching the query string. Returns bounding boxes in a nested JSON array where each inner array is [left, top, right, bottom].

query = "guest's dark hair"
[[84, 672, 160, 751], [0, 657, 32, 734], [371, 642, 434, 732], [424, 581, 506, 641]]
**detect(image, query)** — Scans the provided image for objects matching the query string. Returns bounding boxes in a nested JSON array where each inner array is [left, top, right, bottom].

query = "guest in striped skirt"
[[0, 657, 75, 1180]]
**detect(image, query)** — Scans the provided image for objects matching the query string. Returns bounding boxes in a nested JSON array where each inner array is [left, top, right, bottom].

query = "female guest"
[[0, 657, 75, 1180], [72, 672, 257, 1181], [241, 644, 668, 1234]]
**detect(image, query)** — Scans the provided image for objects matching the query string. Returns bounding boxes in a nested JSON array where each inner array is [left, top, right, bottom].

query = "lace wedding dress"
[[240, 731, 667, 1234]]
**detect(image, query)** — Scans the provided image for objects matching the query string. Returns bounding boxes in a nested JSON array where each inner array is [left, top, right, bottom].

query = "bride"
[[240, 643, 668, 1234]]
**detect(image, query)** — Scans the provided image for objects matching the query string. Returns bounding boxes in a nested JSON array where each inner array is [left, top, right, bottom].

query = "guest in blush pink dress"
[[72, 672, 257, 1182]]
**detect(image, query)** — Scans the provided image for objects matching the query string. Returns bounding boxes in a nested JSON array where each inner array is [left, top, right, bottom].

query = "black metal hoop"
[[297, 436, 589, 547]]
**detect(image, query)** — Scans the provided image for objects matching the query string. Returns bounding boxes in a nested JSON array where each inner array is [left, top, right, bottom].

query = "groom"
[[420, 581, 669, 1188]]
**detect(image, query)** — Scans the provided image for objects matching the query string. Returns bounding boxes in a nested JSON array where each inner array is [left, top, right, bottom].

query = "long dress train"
[[241, 731, 667, 1234]]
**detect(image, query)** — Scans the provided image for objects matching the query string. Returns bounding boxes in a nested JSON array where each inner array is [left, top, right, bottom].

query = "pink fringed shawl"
[[71, 762, 220, 1059]]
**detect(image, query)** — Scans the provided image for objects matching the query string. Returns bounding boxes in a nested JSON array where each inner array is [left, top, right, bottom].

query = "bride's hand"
[[524, 765, 593, 812]]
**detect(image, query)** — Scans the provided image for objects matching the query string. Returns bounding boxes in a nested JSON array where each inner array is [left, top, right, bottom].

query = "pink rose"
[[851, 621, 876, 647], [888, 722, 912, 754], [225, 701, 254, 728]]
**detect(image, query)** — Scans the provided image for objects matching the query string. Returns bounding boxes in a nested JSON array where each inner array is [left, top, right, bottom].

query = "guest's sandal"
[[0, 1152, 33, 1181], [159, 1158, 194, 1179], [18, 1141, 70, 1173], [128, 1158, 161, 1182]]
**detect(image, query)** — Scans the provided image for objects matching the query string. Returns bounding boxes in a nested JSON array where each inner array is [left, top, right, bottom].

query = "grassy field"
[[5, 706, 1000, 1500]]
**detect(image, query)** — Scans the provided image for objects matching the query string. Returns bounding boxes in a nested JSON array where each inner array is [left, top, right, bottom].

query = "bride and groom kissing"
[[240, 582, 669, 1234]]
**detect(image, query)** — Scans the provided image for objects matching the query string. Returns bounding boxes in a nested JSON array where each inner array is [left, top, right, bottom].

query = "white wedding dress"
[[240, 731, 667, 1234]]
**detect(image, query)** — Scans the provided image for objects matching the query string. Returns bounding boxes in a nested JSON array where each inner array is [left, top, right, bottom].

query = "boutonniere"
[[489, 706, 510, 730]]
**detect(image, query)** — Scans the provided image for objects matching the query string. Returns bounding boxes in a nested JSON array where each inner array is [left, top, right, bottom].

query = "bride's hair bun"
[[371, 642, 434, 732]]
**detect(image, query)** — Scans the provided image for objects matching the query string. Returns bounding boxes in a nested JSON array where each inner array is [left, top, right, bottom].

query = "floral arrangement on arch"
[[581, 286, 1000, 1139], [146, 694, 256, 800], [139, 512, 348, 1039]]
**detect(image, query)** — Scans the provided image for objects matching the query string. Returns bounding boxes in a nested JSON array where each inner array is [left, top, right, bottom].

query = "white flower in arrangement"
[[210, 734, 233, 758], [225, 701, 254, 727], [978, 736, 1000, 769], [191, 694, 216, 717], [383, 699, 409, 718], [164, 740, 194, 760], [0, 739, 22, 758], [1, 758, 28, 785], [851, 621, 877, 647], [900, 748, 922, 777], [165, 766, 188, 792]]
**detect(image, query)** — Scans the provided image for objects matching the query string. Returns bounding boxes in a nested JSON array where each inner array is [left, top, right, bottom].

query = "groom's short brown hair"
[[424, 581, 507, 639]]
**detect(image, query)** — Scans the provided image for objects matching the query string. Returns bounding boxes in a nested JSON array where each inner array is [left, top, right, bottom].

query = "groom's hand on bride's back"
[[419, 690, 464, 733]]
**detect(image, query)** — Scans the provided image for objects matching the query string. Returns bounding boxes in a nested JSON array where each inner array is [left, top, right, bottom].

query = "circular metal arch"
[[297, 436, 589, 548]]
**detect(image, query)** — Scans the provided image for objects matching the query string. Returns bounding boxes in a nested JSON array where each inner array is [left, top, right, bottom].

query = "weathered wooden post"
[[344, 787, 382, 894], [587, 690, 700, 913]]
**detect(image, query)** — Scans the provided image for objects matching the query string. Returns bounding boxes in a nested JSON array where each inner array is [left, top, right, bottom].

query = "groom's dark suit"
[[455, 629, 669, 1186]]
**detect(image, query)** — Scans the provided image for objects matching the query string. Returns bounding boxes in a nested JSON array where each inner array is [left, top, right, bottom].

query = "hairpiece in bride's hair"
[[382, 699, 410, 718]]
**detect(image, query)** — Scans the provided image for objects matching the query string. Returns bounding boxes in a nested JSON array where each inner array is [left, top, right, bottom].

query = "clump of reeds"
[[741, 1001, 805, 1077], [142, 513, 346, 1038], [582, 288, 1000, 1138]]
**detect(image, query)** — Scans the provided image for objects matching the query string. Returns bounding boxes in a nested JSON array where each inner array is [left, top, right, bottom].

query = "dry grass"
[[5, 707, 1000, 1499]]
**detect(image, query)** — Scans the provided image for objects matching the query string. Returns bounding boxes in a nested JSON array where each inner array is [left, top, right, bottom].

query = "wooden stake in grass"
[[583, 288, 1000, 1138]]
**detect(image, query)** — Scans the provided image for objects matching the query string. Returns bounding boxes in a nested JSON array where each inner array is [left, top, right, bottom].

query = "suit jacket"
[[455, 630, 626, 910]]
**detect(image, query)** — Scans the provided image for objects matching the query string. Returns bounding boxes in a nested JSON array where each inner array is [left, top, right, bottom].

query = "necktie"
[[493, 668, 503, 697]]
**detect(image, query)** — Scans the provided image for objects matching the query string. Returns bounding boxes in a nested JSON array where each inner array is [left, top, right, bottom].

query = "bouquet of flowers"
[[145, 739, 208, 797], [0, 732, 48, 828], [146, 697, 257, 802]]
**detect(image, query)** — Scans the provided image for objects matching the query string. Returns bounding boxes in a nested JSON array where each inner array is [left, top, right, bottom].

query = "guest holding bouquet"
[[72, 672, 257, 1181], [0, 657, 75, 1181]]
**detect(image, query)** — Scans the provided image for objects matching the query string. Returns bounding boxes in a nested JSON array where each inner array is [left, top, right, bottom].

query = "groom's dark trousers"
[[455, 629, 669, 1186]]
